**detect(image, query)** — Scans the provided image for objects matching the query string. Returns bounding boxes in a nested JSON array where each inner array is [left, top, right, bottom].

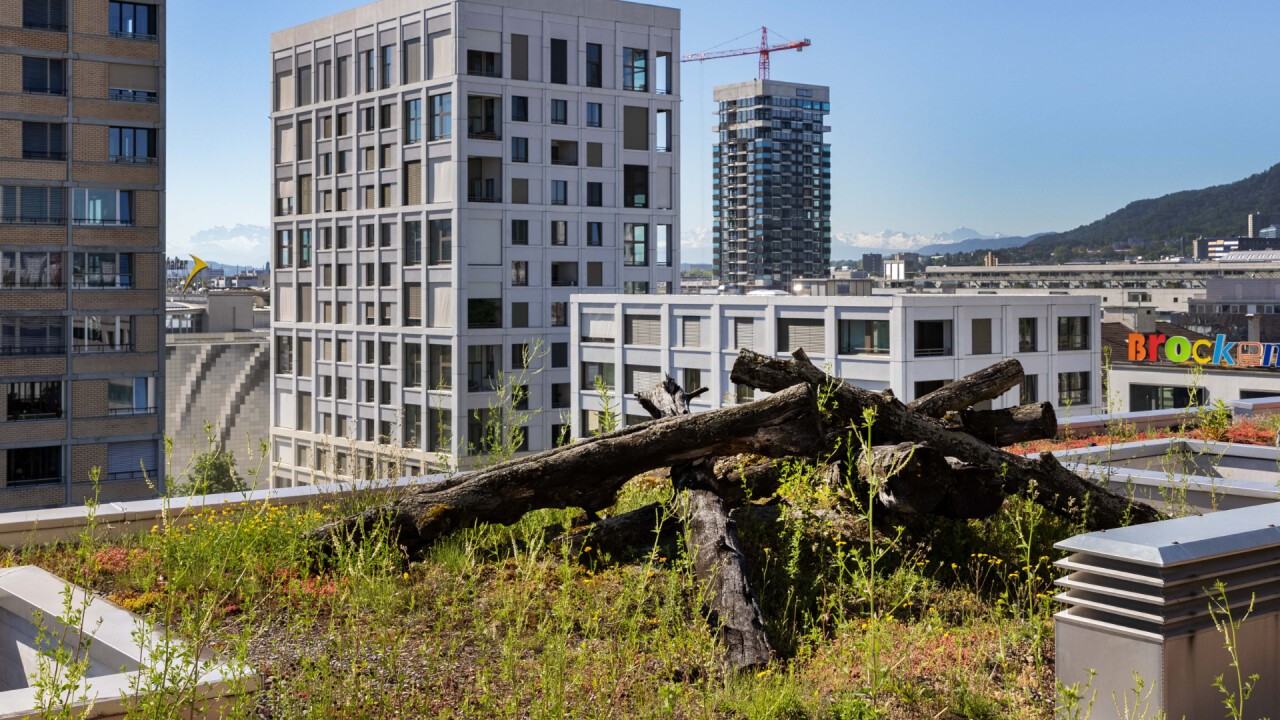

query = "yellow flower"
[[582, 546, 592, 553], [403, 572, 410, 580]]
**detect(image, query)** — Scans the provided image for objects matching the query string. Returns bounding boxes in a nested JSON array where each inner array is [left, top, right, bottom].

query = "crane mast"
[[680, 26, 811, 81]]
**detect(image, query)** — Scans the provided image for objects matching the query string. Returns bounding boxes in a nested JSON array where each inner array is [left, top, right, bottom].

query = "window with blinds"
[[380, 144, 394, 169], [297, 338, 312, 377], [403, 38, 422, 83], [624, 316, 660, 346], [299, 284, 313, 322], [777, 319, 825, 354], [23, 57, 65, 95], [405, 283, 422, 323], [380, 183, 393, 208], [363, 185, 374, 209], [321, 190, 332, 212], [404, 160, 422, 204], [733, 318, 755, 349], [581, 313, 616, 343], [298, 175, 313, 214], [22, 122, 65, 161], [625, 365, 662, 394], [297, 120, 313, 161], [0, 186, 65, 224], [680, 317, 702, 348], [363, 147, 374, 170]]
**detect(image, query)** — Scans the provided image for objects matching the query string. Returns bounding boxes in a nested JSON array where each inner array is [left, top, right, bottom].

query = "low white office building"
[[570, 293, 1103, 435]]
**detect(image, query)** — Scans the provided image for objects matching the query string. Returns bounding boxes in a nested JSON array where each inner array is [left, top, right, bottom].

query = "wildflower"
[[403, 572, 410, 580], [583, 546, 592, 553], [755, 668, 773, 678]]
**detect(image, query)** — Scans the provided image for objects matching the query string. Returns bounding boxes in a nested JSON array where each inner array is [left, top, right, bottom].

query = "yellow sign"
[[182, 255, 208, 292]]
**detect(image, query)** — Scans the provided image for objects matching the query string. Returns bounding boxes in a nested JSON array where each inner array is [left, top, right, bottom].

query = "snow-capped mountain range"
[[679, 227, 1026, 264]]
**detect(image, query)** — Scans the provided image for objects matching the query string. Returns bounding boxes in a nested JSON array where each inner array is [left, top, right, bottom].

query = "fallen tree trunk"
[[859, 443, 949, 515], [906, 358, 1024, 418], [958, 402, 1058, 446], [730, 349, 1165, 530], [309, 381, 824, 557], [636, 376, 772, 671]]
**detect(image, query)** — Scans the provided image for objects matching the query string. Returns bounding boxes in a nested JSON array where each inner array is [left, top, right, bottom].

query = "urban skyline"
[[165, 1, 1280, 265]]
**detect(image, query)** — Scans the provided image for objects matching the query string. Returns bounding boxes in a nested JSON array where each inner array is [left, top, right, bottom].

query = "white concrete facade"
[[1107, 363, 1280, 414], [570, 293, 1103, 435], [269, 0, 680, 483]]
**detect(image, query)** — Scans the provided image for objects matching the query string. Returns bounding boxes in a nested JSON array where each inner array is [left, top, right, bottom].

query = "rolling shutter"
[[733, 318, 755, 349], [429, 284, 452, 327], [406, 283, 422, 322], [298, 175, 313, 214], [625, 365, 662, 394], [298, 284, 313, 322], [404, 160, 422, 204], [681, 317, 702, 348], [624, 315, 660, 346], [582, 313, 615, 342], [109, 63, 158, 91], [363, 185, 375, 209], [778, 319, 825, 354], [108, 440, 157, 480]]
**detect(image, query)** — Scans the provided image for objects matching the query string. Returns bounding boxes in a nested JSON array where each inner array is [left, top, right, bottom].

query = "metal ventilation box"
[[1055, 502, 1280, 719]]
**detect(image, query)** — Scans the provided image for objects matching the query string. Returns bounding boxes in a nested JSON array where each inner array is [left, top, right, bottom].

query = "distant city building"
[[0, 0, 167, 510], [861, 252, 884, 276], [712, 79, 830, 290], [1248, 211, 1274, 238], [571, 293, 1103, 435], [1259, 225, 1278, 239], [1194, 236, 1280, 261], [269, 0, 681, 484]]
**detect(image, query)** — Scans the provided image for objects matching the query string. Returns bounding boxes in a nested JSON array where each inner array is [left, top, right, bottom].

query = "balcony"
[[109, 155, 158, 166], [467, 95, 502, 141], [73, 273, 134, 289], [467, 156, 502, 204], [0, 343, 66, 357], [109, 89, 158, 104], [23, 150, 66, 161], [550, 262, 579, 287], [550, 140, 578, 167]]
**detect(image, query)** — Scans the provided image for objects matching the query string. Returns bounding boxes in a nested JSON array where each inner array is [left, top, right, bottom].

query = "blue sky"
[[168, 1, 1280, 264]]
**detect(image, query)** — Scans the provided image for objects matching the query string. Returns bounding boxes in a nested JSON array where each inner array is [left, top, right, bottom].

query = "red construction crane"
[[681, 26, 811, 81]]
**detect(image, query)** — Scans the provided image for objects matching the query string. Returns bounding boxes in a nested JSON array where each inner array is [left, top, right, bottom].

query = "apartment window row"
[[0, 313, 138, 356], [909, 316, 1090, 358]]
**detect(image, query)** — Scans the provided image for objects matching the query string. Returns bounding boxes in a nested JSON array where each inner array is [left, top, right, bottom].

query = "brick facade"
[[69, 442, 107, 484]]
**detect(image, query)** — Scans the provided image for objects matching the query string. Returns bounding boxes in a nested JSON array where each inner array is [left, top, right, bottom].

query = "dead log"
[[309, 381, 824, 557], [937, 457, 1007, 519], [730, 349, 1165, 530], [554, 502, 677, 557], [906, 358, 1024, 418], [958, 402, 1058, 446], [859, 443, 950, 515], [636, 376, 772, 671]]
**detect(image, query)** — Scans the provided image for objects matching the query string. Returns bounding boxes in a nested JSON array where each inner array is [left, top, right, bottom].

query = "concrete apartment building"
[[0, 0, 165, 509], [712, 79, 830, 291], [571, 293, 1103, 434], [269, 0, 680, 484]]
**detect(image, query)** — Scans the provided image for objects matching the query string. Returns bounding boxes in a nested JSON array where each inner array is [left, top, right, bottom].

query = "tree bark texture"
[[906, 358, 1025, 418], [310, 381, 824, 557], [730, 349, 1166, 530], [958, 402, 1058, 446]]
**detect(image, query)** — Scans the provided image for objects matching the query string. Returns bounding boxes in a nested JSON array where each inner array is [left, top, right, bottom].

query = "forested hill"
[[938, 163, 1280, 265]]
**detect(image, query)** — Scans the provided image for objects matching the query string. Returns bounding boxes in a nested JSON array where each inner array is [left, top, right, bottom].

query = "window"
[[380, 104, 394, 130], [1058, 316, 1090, 351], [551, 342, 568, 368], [1018, 317, 1039, 352], [7, 381, 61, 420], [734, 318, 755, 348], [405, 220, 422, 265], [1020, 375, 1039, 404], [336, 56, 349, 97], [381, 45, 394, 88], [24, 0, 66, 31], [1130, 384, 1206, 412], [914, 380, 947, 401], [72, 252, 132, 288], [422, 344, 451, 390], [971, 318, 993, 355], [109, 1, 154, 38], [550, 180, 568, 206], [681, 368, 702, 393], [22, 121, 65, 161], [510, 33, 529, 80], [550, 99, 568, 124], [0, 186, 65, 224], [0, 316, 63, 355], [624, 281, 649, 295], [511, 343, 529, 370], [777, 319, 826, 354], [364, 49, 376, 92], [1058, 371, 1090, 406], [511, 218, 529, 245], [275, 229, 292, 268], [429, 218, 452, 265], [22, 57, 64, 95], [466, 50, 501, 78], [585, 43, 603, 87], [585, 102, 602, 127], [403, 38, 422, 84], [404, 99, 422, 143], [586, 182, 602, 207], [404, 160, 422, 204], [551, 302, 568, 327], [623, 48, 648, 91], [734, 383, 755, 404], [430, 93, 452, 139], [838, 319, 890, 355], [511, 260, 528, 286], [550, 261, 577, 286], [623, 106, 648, 150], [108, 377, 153, 415], [581, 361, 615, 390], [586, 222, 602, 247], [337, 112, 350, 136], [625, 316, 660, 346], [623, 223, 648, 266], [71, 188, 131, 224], [511, 302, 529, 328], [655, 225, 671, 266], [299, 229, 312, 268], [2, 251, 62, 288], [511, 95, 529, 122], [655, 52, 672, 95], [297, 65, 312, 106], [7, 446, 61, 487], [467, 345, 500, 391], [549, 38, 568, 84], [468, 298, 501, 329], [511, 136, 528, 163], [914, 320, 953, 357], [587, 142, 603, 167], [550, 220, 567, 245], [623, 165, 648, 208], [362, 107, 375, 132], [680, 317, 703, 347]]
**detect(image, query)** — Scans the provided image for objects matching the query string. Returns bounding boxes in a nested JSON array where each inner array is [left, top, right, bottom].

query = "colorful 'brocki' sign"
[[1128, 333, 1280, 367]]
